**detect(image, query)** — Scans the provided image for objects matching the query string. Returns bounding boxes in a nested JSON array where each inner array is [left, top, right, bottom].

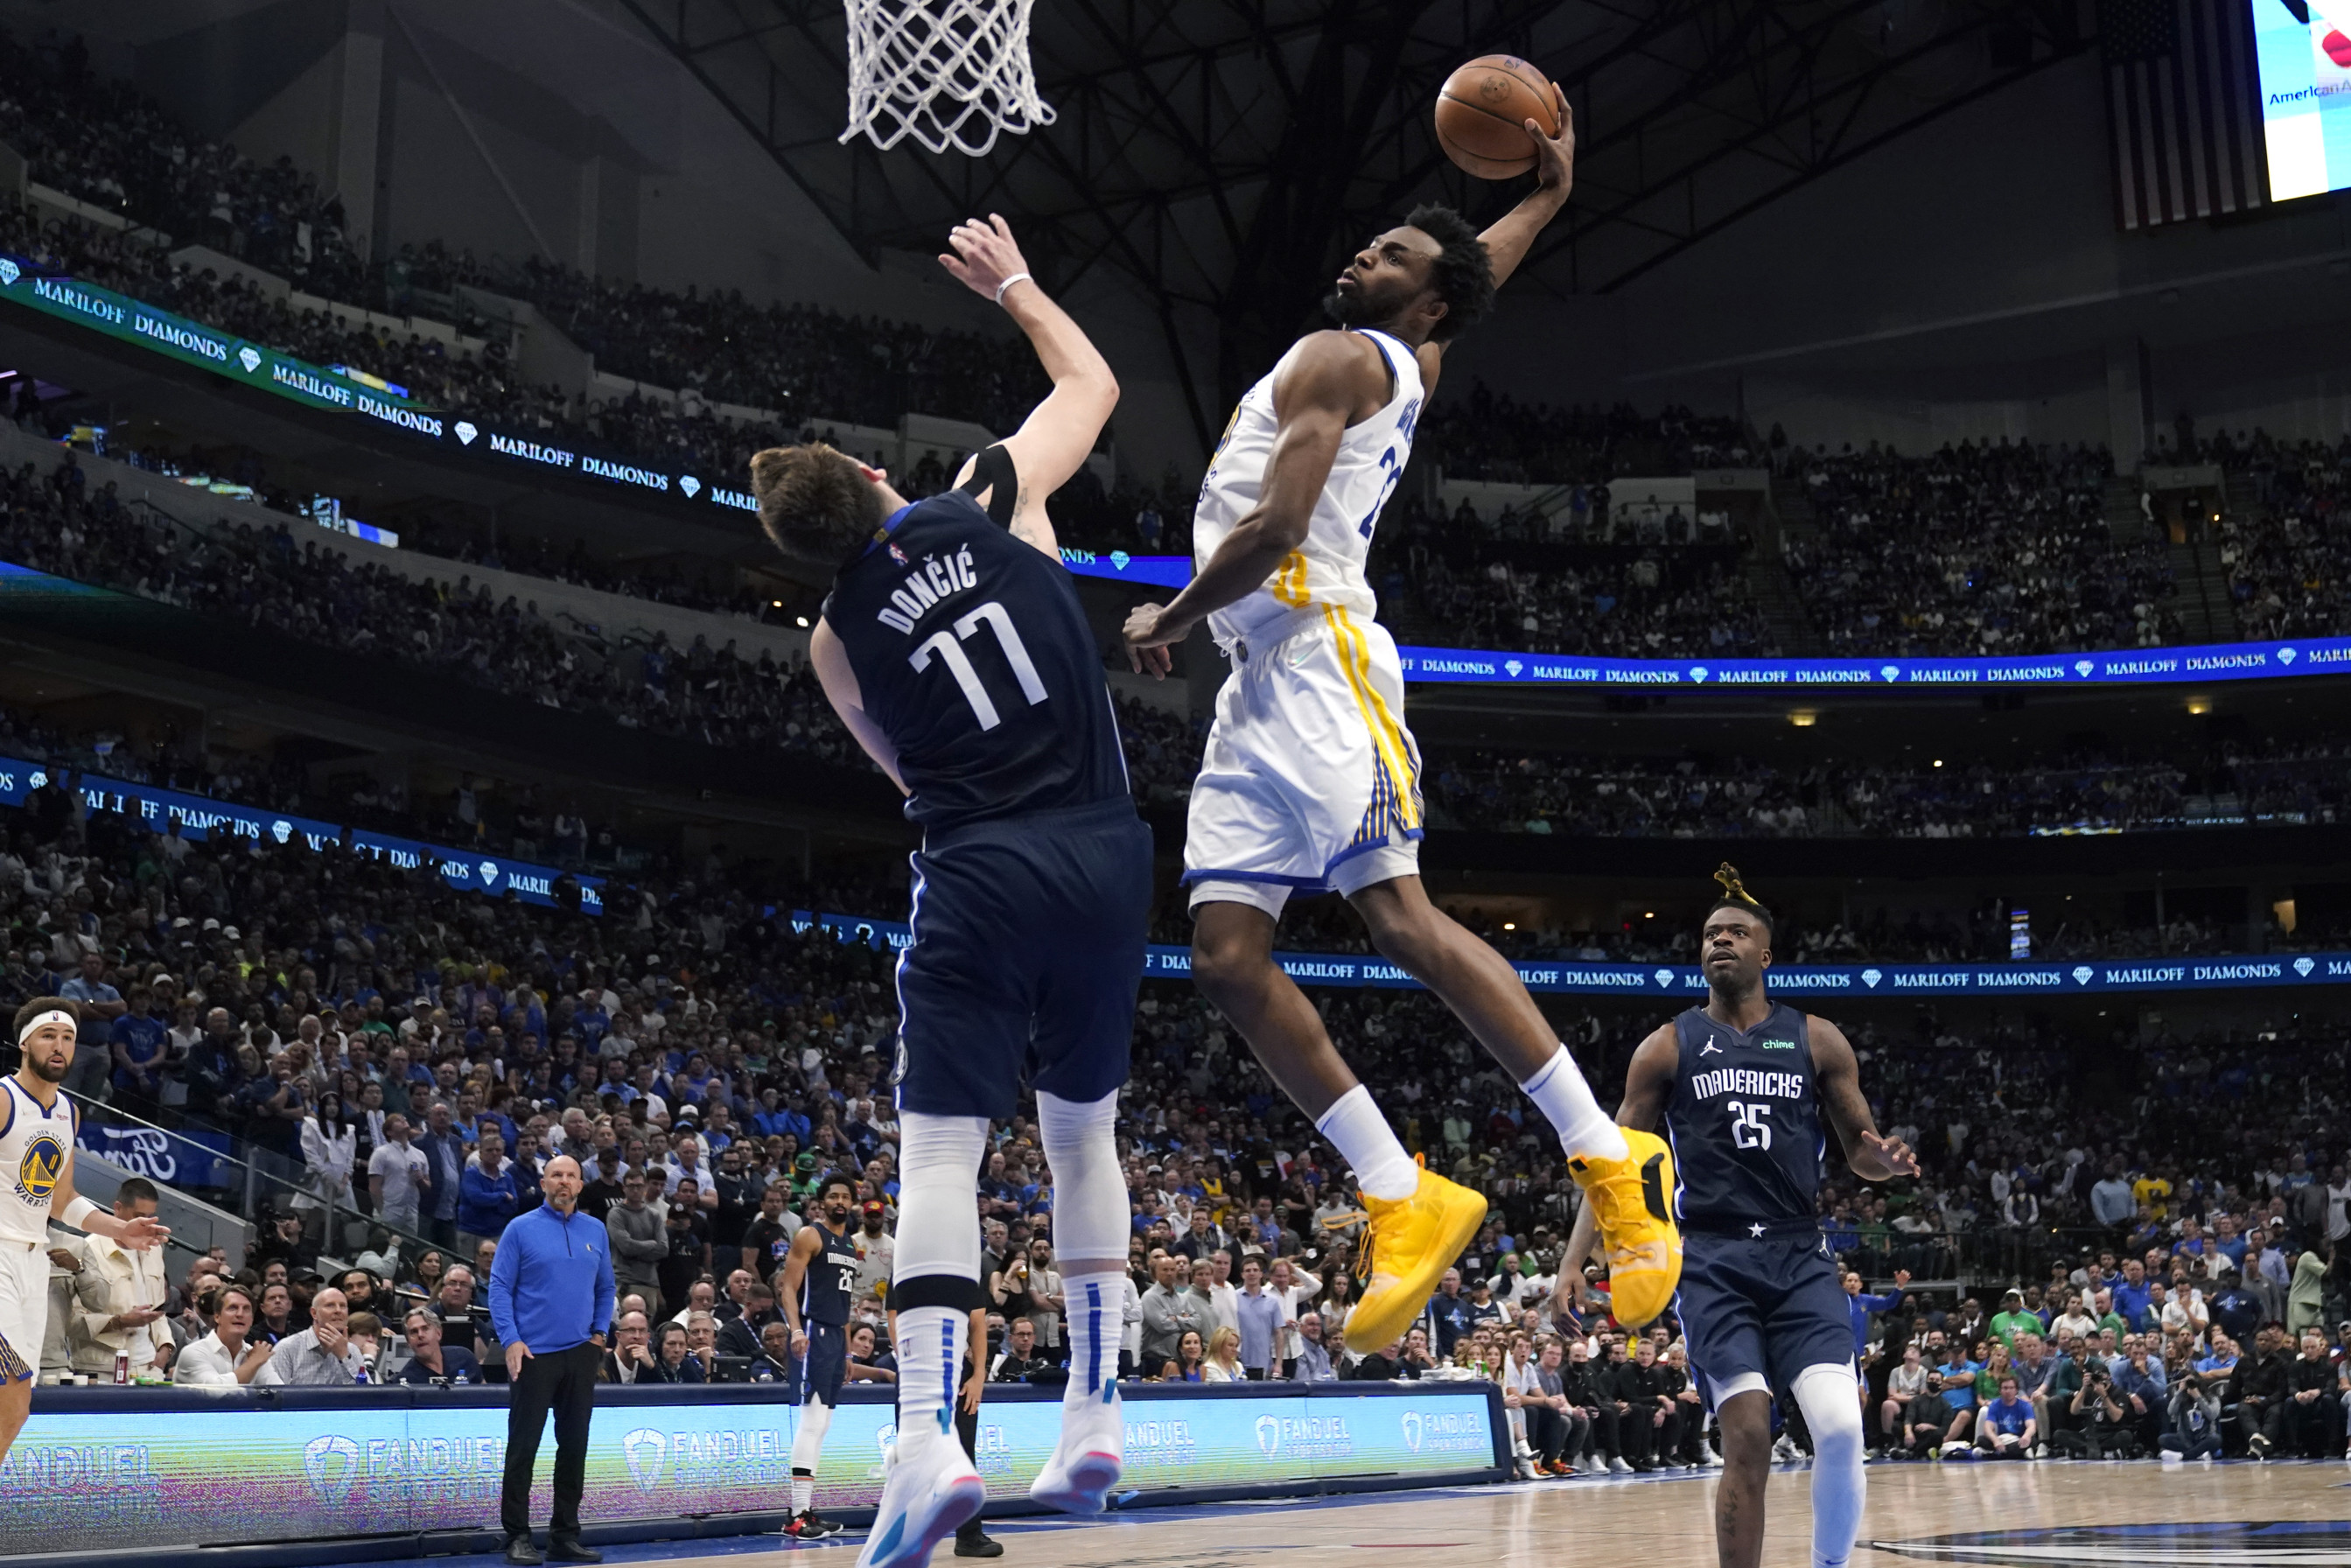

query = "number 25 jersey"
[[1193, 328, 1422, 652], [825, 485, 1130, 830], [1663, 1002, 1825, 1228]]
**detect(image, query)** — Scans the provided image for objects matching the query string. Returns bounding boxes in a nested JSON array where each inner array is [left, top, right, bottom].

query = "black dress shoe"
[[504, 1538, 544, 1566], [954, 1534, 1004, 1558], [547, 1541, 604, 1564]]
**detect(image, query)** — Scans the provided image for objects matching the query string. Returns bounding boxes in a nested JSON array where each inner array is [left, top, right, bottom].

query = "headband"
[[17, 1009, 73, 1046]]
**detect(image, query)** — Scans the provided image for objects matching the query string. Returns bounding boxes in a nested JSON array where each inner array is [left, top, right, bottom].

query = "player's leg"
[[0, 1254, 36, 1469], [0, 1375, 27, 1471], [1027, 808, 1151, 1512], [861, 844, 1015, 1568], [1765, 1249, 1871, 1568], [1790, 1364, 1867, 1566], [1711, 1387, 1773, 1568], [1183, 627, 1483, 1351]]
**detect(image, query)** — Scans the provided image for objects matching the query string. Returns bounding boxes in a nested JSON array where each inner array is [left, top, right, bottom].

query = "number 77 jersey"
[[825, 485, 1131, 829], [1663, 1002, 1828, 1229], [1192, 326, 1422, 654]]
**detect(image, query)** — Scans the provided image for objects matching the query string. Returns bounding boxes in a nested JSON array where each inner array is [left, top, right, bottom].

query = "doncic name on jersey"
[[871, 543, 980, 634]]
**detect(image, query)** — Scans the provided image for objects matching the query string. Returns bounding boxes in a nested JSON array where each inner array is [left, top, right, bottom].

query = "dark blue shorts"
[[893, 797, 1153, 1120], [1676, 1226, 1853, 1403], [791, 1320, 848, 1408]]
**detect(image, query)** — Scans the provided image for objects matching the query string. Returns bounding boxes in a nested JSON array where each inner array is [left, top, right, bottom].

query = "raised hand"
[[1528, 86, 1575, 198], [937, 214, 1032, 304]]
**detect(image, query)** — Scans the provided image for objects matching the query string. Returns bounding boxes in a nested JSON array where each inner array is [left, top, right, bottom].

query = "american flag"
[[2099, 0, 2269, 229]]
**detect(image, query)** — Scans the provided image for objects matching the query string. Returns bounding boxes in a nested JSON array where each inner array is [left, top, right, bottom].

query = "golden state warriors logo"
[[16, 1134, 64, 1205]]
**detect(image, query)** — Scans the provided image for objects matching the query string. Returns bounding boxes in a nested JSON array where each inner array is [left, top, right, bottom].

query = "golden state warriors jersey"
[[1193, 328, 1423, 649], [0, 1078, 73, 1243]]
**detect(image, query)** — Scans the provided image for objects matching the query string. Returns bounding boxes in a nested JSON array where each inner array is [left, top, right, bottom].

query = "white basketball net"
[[840, 0, 1056, 157]]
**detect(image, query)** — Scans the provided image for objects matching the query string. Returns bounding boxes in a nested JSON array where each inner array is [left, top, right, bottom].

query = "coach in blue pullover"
[[489, 1155, 614, 1566]]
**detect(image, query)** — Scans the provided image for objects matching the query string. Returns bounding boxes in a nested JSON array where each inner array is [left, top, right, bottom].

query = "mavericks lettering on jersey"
[[1688, 1067, 1808, 1102]]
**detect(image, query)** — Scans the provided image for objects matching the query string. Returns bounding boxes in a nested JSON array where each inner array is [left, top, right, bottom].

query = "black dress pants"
[[502, 1341, 601, 1542]]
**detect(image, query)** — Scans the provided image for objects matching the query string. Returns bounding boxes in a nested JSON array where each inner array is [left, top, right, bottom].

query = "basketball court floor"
[[344, 1460, 2351, 1568]]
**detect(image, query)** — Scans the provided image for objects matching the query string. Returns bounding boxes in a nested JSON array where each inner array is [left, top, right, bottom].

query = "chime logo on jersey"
[[15, 1134, 64, 1203], [1759, 1038, 1798, 1051]]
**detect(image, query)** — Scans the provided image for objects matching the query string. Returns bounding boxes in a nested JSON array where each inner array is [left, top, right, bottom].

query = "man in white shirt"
[[1203, 1251, 1242, 1339], [70, 1178, 168, 1377], [662, 1131, 717, 1212], [368, 1114, 430, 1234]]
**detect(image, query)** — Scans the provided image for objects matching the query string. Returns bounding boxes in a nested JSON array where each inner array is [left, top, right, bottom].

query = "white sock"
[[1523, 1046, 1629, 1160], [894, 1304, 965, 1450], [1793, 1362, 1865, 1568], [1314, 1084, 1419, 1200], [791, 1474, 814, 1514], [1060, 1270, 1125, 1404]]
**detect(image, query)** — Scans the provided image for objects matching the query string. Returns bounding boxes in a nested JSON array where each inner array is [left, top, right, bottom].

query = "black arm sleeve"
[[955, 444, 1020, 528]]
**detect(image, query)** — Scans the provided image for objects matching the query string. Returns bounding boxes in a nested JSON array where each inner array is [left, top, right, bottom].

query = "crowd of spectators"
[[1394, 530, 1776, 659], [2216, 435, 2351, 640], [1781, 441, 2178, 655], [1416, 388, 1753, 486]]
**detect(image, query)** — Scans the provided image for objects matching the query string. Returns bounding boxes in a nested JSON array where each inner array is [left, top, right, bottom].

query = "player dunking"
[[751, 214, 1150, 1568], [0, 1002, 169, 1466], [1564, 868, 1918, 1568], [774, 1175, 863, 1539], [1119, 89, 1679, 1353]]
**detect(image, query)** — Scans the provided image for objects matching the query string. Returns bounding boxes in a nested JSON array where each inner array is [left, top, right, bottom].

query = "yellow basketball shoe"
[[1566, 1129, 1683, 1328], [1347, 1162, 1488, 1354]]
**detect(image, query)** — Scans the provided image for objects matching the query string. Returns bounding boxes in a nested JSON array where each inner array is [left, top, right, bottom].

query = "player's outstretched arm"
[[1556, 1026, 1675, 1312], [939, 214, 1118, 558], [809, 619, 910, 795], [1120, 332, 1372, 675], [1473, 87, 1573, 303], [52, 1159, 169, 1250], [1811, 1016, 1919, 1181]]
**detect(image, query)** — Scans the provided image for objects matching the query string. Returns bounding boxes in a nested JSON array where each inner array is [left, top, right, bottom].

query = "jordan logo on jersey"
[[16, 1134, 64, 1204]]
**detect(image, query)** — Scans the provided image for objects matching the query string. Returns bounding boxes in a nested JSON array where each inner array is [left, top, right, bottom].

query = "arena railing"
[[63, 1088, 444, 1276]]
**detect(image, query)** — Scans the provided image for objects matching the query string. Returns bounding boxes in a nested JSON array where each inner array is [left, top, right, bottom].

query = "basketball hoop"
[[839, 0, 1056, 157]]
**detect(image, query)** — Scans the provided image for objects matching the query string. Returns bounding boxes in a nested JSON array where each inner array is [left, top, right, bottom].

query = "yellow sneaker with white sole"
[[1347, 1164, 1487, 1354], [1567, 1129, 1683, 1327]]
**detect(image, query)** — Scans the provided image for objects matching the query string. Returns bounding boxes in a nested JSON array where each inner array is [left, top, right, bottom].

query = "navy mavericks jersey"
[[824, 453, 1130, 828], [800, 1220, 861, 1327], [1662, 1002, 1825, 1228]]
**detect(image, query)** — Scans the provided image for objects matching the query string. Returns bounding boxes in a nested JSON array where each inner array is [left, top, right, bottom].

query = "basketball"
[[1434, 54, 1558, 178]]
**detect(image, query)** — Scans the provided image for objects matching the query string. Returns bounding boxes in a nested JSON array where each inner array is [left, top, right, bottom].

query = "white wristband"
[[62, 1196, 99, 1229], [994, 271, 1033, 305]]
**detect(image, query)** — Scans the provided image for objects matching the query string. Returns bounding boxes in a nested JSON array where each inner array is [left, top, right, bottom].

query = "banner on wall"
[[798, 906, 2351, 998], [74, 1124, 234, 1189], [0, 753, 601, 914], [0, 1385, 1501, 1557]]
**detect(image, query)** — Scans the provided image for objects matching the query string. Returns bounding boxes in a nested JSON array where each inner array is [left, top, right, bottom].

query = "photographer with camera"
[[2160, 1356, 2222, 1461], [2061, 1357, 2135, 1459]]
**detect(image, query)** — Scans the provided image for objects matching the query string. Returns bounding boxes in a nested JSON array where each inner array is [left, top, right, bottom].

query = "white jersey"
[[0, 1077, 73, 1245], [1193, 327, 1424, 649]]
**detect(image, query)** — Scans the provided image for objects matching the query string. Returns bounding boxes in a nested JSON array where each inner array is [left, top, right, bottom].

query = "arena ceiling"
[[620, 0, 2091, 443]]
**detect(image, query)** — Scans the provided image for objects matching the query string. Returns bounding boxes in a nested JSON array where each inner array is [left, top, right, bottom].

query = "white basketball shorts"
[[0, 1241, 45, 1382], [1184, 604, 1424, 919]]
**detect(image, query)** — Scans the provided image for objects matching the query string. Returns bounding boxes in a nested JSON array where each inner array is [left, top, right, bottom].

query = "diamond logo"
[[1689, 665, 1709, 682], [1655, 968, 1675, 988], [2295, 956, 2315, 976], [1110, 550, 1130, 570], [26, 771, 44, 790], [1255, 1414, 1281, 1458], [271, 819, 292, 844], [2072, 966, 2094, 985], [2278, 646, 2297, 665], [678, 475, 701, 498], [455, 421, 478, 445], [1503, 659, 1522, 677], [2075, 660, 2094, 676], [303, 1435, 362, 1505], [237, 346, 262, 373], [1400, 1411, 1424, 1452], [1861, 968, 1882, 988], [623, 1427, 666, 1492], [479, 860, 500, 886], [1879, 665, 1899, 681], [0, 259, 17, 287]]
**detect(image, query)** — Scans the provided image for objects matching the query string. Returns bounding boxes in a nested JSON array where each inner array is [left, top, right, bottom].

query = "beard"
[[1322, 285, 1373, 327], [23, 1052, 68, 1083]]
